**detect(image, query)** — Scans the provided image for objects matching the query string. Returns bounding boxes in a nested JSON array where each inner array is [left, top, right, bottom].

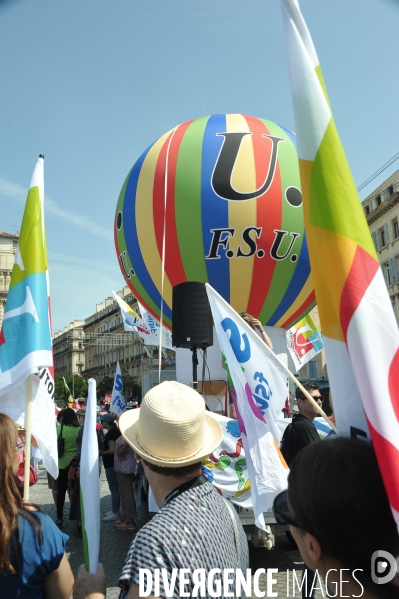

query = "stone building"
[[0, 231, 19, 329], [53, 320, 85, 376], [361, 170, 399, 322], [82, 287, 159, 380]]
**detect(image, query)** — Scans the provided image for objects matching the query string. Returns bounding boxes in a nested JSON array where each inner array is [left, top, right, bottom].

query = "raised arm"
[[251, 318, 273, 350]]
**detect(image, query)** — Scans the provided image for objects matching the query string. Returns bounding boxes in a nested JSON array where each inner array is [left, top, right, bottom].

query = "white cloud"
[[0, 175, 111, 240]]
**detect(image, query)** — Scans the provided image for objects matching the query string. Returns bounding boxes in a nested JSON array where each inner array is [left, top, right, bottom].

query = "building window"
[[309, 361, 317, 379], [376, 195, 381, 206], [380, 228, 387, 247], [389, 185, 394, 196], [365, 205, 370, 216], [383, 262, 392, 286], [393, 218, 399, 240]]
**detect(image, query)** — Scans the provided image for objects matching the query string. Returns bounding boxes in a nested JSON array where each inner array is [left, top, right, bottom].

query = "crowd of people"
[[0, 376, 398, 598]]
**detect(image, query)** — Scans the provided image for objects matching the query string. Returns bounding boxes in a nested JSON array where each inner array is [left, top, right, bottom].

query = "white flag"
[[206, 284, 289, 530], [137, 302, 174, 350], [286, 313, 324, 372], [111, 361, 126, 417], [80, 378, 100, 573], [111, 290, 151, 339], [0, 157, 57, 478], [0, 369, 58, 478]]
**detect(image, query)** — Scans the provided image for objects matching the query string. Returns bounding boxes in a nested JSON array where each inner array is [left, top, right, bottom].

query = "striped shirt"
[[118, 481, 248, 598]]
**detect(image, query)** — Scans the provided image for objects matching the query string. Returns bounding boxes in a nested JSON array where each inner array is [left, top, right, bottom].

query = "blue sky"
[[1, 0, 398, 333]]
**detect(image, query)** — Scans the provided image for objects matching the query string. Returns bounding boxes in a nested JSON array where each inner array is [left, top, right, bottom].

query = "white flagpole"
[[23, 375, 34, 500]]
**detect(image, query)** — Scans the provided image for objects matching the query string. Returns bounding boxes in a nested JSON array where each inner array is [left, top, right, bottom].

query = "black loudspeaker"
[[172, 282, 213, 349]]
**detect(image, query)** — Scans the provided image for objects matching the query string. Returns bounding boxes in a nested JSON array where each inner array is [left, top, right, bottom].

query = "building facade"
[[53, 320, 85, 376], [0, 231, 19, 329], [362, 170, 399, 323], [82, 287, 160, 380]]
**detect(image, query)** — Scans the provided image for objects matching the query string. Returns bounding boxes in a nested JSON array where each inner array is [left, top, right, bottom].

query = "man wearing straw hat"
[[73, 380, 248, 599]]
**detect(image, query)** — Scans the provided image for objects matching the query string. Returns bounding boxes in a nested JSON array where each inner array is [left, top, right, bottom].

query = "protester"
[[274, 437, 399, 599], [113, 435, 137, 530], [279, 382, 323, 598], [0, 413, 74, 598], [56, 407, 80, 528], [239, 312, 273, 350], [280, 383, 322, 467], [73, 380, 249, 599], [99, 413, 121, 521]]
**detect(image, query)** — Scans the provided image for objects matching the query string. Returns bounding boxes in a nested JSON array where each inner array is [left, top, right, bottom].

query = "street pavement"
[[31, 465, 324, 598]]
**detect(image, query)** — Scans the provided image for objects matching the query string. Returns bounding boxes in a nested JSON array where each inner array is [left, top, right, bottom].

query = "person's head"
[[0, 414, 35, 576], [60, 407, 80, 427], [239, 312, 255, 330], [100, 413, 116, 430], [119, 381, 223, 479], [0, 414, 21, 482], [295, 383, 322, 422], [275, 437, 399, 598], [76, 408, 86, 426]]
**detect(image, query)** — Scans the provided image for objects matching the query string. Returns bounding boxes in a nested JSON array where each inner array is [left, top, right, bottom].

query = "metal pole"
[[72, 372, 75, 398]]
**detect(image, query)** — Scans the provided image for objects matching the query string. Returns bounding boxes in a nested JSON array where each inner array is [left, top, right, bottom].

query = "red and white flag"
[[281, 0, 399, 531]]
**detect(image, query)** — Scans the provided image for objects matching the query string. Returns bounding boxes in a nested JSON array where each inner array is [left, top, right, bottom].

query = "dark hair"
[[288, 437, 399, 598], [0, 414, 43, 578], [142, 458, 203, 478], [60, 407, 80, 427], [295, 382, 319, 400]]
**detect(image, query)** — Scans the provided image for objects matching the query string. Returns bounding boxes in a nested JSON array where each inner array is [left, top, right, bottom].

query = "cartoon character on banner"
[[202, 419, 251, 504], [115, 114, 315, 330]]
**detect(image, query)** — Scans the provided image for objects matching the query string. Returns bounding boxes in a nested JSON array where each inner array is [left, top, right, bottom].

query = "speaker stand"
[[191, 346, 199, 391], [191, 346, 211, 411]]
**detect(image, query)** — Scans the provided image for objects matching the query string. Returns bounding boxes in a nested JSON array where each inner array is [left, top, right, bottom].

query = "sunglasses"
[[273, 490, 302, 528], [15, 439, 26, 453], [301, 395, 322, 401]]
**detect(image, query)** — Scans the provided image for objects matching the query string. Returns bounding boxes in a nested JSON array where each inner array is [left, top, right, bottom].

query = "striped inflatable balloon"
[[115, 114, 315, 330]]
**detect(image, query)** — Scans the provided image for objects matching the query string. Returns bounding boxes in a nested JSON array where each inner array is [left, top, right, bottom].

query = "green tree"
[[54, 373, 87, 402], [54, 374, 67, 403], [97, 376, 114, 398], [122, 371, 141, 400]]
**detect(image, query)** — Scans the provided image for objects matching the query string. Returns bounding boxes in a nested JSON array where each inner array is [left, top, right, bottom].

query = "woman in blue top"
[[0, 413, 74, 598]]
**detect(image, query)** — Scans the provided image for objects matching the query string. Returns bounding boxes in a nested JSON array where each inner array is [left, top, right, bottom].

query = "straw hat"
[[119, 381, 223, 467]]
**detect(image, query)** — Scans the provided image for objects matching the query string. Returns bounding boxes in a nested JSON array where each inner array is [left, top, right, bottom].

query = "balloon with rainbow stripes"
[[114, 114, 315, 330]]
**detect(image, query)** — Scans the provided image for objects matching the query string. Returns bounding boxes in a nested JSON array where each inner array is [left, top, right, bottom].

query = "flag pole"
[[23, 375, 34, 500], [261, 339, 338, 433]]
